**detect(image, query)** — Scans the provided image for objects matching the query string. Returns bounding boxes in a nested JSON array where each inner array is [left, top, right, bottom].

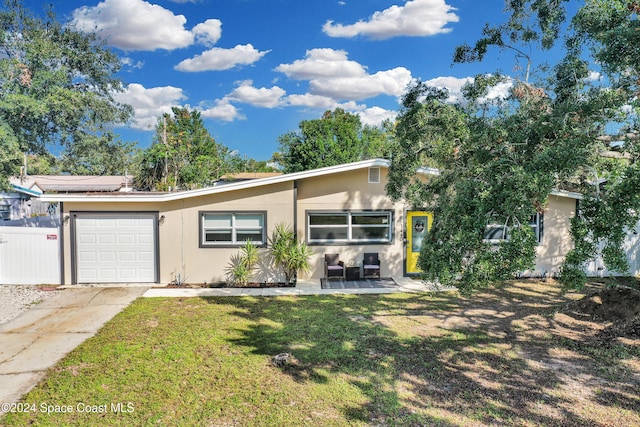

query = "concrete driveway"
[[0, 287, 147, 409]]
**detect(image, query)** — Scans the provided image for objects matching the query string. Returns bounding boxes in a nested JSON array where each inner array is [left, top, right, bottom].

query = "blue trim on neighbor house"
[[11, 184, 42, 197]]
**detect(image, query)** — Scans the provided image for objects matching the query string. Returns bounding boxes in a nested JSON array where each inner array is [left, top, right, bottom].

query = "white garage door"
[[74, 213, 157, 283]]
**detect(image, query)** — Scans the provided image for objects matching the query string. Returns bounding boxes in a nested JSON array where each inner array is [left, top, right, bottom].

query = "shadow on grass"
[[206, 281, 640, 426]]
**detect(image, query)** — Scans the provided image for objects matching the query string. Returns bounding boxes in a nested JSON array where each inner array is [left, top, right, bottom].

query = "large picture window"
[[307, 211, 392, 244], [200, 212, 266, 246], [484, 213, 544, 244]]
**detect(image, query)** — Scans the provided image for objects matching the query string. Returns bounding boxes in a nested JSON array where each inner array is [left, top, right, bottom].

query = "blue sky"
[[26, 0, 572, 160]]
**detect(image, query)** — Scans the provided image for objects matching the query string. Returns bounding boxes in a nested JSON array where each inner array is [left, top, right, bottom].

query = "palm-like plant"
[[227, 240, 260, 286], [269, 223, 313, 285]]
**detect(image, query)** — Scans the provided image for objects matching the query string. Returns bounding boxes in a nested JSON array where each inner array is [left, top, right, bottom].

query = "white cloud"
[[587, 71, 602, 82], [425, 76, 472, 103], [356, 106, 397, 126], [285, 94, 340, 110], [323, 0, 459, 40], [284, 94, 394, 127], [275, 48, 412, 101], [114, 83, 187, 129], [121, 57, 145, 69], [228, 81, 285, 108], [275, 48, 366, 80], [192, 19, 222, 46], [71, 0, 194, 51], [481, 80, 513, 103], [424, 75, 513, 104], [199, 99, 244, 121], [310, 67, 412, 100], [175, 44, 270, 72]]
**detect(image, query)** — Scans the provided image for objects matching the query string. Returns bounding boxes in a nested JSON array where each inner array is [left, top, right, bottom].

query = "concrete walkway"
[[143, 276, 441, 297], [0, 287, 148, 409], [0, 278, 444, 411]]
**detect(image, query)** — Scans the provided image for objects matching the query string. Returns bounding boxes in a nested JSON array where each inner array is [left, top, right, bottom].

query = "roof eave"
[[40, 159, 395, 203], [550, 189, 583, 200]]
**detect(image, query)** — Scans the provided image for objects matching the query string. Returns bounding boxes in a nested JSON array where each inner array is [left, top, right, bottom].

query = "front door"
[[405, 211, 432, 275]]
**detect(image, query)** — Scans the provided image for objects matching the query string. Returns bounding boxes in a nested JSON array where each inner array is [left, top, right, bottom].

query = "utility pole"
[[163, 115, 168, 188]]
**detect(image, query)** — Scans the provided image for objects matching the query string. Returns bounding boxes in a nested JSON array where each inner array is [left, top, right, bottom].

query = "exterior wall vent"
[[368, 167, 381, 184]]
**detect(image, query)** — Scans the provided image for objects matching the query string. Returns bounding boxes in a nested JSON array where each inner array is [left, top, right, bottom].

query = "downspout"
[[293, 180, 298, 241], [59, 201, 65, 286]]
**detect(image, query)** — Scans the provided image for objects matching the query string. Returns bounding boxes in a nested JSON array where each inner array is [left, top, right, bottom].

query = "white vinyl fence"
[[0, 226, 60, 285], [585, 222, 640, 278]]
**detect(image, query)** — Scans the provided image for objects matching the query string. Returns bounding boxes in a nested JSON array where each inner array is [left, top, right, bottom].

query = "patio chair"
[[324, 254, 345, 279], [363, 253, 381, 279]]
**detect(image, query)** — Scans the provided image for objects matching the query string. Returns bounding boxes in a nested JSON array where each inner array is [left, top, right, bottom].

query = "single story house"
[[39, 159, 580, 285]]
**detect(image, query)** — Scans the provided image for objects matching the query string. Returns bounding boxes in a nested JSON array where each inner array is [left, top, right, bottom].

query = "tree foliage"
[[58, 133, 137, 176], [388, 0, 636, 291], [0, 0, 132, 188], [453, 0, 569, 82], [277, 108, 391, 173], [135, 107, 234, 191], [557, 0, 640, 287]]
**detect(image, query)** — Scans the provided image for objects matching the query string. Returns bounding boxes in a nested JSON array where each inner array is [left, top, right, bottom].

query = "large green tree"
[[57, 133, 137, 176], [387, 0, 634, 291], [0, 0, 132, 188], [277, 108, 392, 173], [135, 107, 234, 191], [557, 0, 640, 287]]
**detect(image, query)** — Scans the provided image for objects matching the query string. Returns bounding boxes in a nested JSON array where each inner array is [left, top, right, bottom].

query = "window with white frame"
[[368, 167, 381, 183], [484, 213, 544, 244], [307, 211, 392, 244], [200, 212, 266, 246]]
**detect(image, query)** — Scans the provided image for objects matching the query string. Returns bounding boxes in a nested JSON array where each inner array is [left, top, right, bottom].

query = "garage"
[[72, 212, 158, 284]]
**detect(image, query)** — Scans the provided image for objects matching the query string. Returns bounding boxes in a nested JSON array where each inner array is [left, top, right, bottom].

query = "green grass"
[[2, 283, 639, 426]]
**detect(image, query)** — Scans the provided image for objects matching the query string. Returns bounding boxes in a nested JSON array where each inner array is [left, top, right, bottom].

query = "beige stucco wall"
[[533, 195, 577, 276], [58, 167, 580, 285], [61, 182, 294, 285], [296, 167, 408, 279]]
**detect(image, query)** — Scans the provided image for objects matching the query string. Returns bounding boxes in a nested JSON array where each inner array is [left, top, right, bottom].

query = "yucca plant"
[[269, 223, 313, 285], [227, 240, 260, 286]]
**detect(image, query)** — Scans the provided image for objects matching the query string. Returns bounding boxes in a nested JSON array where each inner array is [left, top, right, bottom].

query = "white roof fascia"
[[549, 189, 583, 200], [39, 159, 396, 203], [38, 158, 581, 204], [417, 166, 440, 176]]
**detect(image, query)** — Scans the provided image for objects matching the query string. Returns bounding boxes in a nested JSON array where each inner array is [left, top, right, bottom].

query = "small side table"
[[345, 266, 360, 280]]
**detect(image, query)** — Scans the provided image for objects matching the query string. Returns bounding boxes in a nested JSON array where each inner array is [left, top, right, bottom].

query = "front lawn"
[[2, 281, 639, 426]]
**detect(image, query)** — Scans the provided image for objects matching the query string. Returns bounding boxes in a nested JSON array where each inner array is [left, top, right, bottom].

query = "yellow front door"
[[406, 211, 432, 274]]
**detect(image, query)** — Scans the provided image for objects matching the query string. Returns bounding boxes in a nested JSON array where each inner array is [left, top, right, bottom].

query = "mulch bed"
[[163, 282, 294, 289]]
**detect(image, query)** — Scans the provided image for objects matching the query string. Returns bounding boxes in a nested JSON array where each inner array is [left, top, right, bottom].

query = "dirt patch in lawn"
[[367, 279, 640, 426], [563, 285, 640, 342], [565, 286, 640, 322]]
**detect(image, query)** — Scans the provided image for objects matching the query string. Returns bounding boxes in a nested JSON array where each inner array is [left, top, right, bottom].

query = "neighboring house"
[[39, 159, 582, 285], [0, 182, 42, 221], [2, 175, 134, 226], [18, 175, 134, 194]]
